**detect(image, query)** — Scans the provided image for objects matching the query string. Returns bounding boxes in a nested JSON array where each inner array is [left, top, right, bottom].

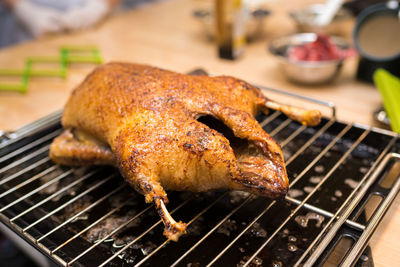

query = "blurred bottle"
[[215, 0, 246, 60]]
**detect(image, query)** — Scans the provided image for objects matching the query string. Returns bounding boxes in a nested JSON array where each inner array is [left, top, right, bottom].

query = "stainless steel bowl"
[[290, 4, 352, 36], [268, 33, 350, 85], [193, 8, 270, 41]]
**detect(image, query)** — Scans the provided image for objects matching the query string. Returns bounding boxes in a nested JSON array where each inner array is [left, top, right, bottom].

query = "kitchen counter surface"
[[0, 0, 398, 266]]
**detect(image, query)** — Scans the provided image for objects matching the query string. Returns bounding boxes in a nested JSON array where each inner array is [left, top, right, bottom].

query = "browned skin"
[[49, 62, 320, 241]]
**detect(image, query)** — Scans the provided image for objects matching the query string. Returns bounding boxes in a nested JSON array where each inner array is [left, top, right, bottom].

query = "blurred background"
[[0, 0, 399, 266]]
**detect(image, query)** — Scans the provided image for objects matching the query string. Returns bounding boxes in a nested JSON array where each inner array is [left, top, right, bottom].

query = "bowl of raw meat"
[[268, 33, 356, 84]]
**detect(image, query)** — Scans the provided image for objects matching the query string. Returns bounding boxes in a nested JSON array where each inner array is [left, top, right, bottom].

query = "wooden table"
[[0, 0, 398, 266]]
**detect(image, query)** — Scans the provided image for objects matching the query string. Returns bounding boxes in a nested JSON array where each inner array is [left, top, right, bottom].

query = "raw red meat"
[[288, 34, 356, 62]]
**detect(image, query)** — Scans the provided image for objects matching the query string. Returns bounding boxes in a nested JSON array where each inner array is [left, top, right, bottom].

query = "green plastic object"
[[0, 46, 102, 93], [27, 56, 68, 78], [61, 45, 103, 64], [0, 69, 29, 93], [373, 69, 400, 133]]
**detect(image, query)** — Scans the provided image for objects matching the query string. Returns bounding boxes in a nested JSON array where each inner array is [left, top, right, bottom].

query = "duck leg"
[[119, 160, 188, 242], [113, 123, 188, 241], [262, 100, 322, 126], [136, 176, 187, 241], [50, 128, 115, 166], [157, 198, 187, 242]]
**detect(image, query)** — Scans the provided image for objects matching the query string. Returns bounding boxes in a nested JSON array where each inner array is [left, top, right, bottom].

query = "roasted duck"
[[50, 63, 321, 241]]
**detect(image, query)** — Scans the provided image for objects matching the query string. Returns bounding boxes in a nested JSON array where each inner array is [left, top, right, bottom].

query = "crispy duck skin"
[[49, 63, 321, 241]]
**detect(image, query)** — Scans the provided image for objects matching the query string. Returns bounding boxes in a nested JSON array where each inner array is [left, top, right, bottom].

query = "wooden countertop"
[[0, 0, 398, 266]]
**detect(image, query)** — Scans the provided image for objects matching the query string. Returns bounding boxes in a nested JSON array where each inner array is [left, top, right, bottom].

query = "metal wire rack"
[[0, 86, 399, 267]]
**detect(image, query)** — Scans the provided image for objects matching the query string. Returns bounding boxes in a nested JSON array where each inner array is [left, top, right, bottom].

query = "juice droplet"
[[344, 178, 358, 189], [304, 186, 314, 193], [334, 190, 343, 197], [288, 243, 298, 252], [309, 176, 322, 184], [288, 189, 304, 198], [272, 260, 283, 267], [314, 165, 325, 173], [295, 212, 325, 228]]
